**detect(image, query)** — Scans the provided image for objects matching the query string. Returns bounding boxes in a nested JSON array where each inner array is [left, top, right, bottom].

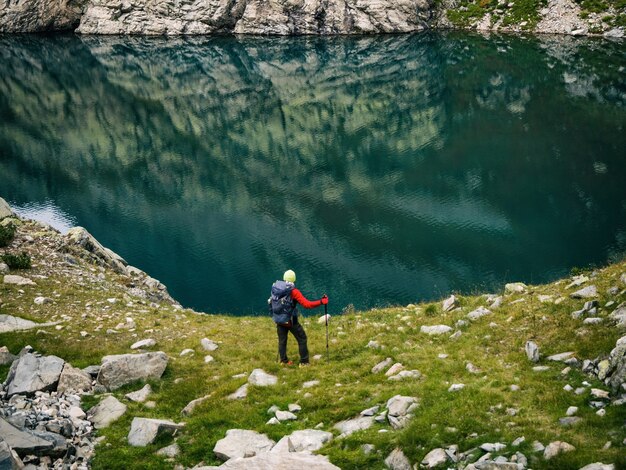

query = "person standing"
[[269, 269, 328, 366]]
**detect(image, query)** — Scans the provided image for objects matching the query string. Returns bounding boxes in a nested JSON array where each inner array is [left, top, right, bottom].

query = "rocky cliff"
[[0, 0, 623, 36]]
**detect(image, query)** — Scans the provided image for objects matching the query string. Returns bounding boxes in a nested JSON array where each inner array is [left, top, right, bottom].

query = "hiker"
[[269, 269, 328, 366]]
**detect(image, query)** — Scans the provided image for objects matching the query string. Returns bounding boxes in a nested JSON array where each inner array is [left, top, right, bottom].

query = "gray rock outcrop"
[[96, 351, 168, 390], [213, 429, 275, 461], [421, 447, 449, 468], [0, 314, 58, 333], [0, 346, 17, 366], [0, 437, 22, 469], [4, 353, 65, 397], [0, 0, 87, 33], [248, 369, 277, 387], [76, 0, 433, 35], [65, 226, 128, 274], [272, 429, 332, 453], [125, 384, 152, 403], [216, 451, 341, 469], [385, 447, 411, 470], [334, 416, 375, 437], [604, 335, 626, 391], [0, 197, 13, 219], [386, 395, 418, 429], [0, 417, 54, 456]]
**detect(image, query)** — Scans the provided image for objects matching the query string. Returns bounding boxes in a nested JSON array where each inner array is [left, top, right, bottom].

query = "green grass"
[[0, 223, 16, 247], [1, 219, 626, 469]]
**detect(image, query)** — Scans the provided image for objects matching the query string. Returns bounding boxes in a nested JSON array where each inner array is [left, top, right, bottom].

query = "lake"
[[1, 32, 625, 315]]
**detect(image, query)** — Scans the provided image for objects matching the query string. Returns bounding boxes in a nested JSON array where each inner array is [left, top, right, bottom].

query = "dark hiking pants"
[[277, 319, 309, 364]]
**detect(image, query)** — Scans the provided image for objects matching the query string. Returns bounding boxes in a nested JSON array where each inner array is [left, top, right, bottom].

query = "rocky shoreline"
[[0, 0, 623, 38]]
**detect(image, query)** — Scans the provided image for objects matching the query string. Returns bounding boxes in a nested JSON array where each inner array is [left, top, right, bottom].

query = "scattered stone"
[[180, 349, 194, 356], [559, 417, 582, 426], [128, 418, 184, 447], [201, 338, 219, 351], [525, 341, 539, 362], [448, 383, 465, 392], [156, 442, 180, 458], [584, 318, 603, 325], [590, 388, 609, 400], [303, 380, 320, 388], [505, 282, 527, 294], [97, 352, 168, 391], [366, 340, 381, 349], [318, 314, 331, 324], [420, 325, 452, 335], [3, 275, 36, 286], [421, 448, 448, 468], [181, 395, 211, 415], [571, 285, 598, 299], [466, 362, 481, 374], [533, 366, 550, 372], [204, 355, 214, 363], [372, 357, 393, 374], [248, 369, 277, 387], [87, 395, 127, 429], [214, 451, 340, 468], [0, 346, 17, 365], [266, 417, 280, 425], [5, 353, 65, 397], [544, 441, 575, 459], [0, 417, 54, 456], [275, 410, 297, 421], [384, 447, 411, 470], [125, 384, 152, 403], [288, 404, 301, 413], [467, 306, 491, 321], [130, 338, 156, 349], [547, 352, 575, 362], [566, 406, 578, 416], [442, 295, 459, 312], [578, 464, 615, 470], [213, 429, 275, 461], [532, 441, 545, 452], [360, 405, 380, 416], [567, 275, 589, 288], [334, 416, 375, 437], [0, 314, 57, 334], [386, 395, 418, 429], [362, 444, 375, 455], [512, 437, 525, 446], [450, 330, 462, 340], [480, 443, 506, 452], [388, 370, 421, 381], [57, 363, 93, 393], [33, 296, 52, 305], [272, 429, 332, 453], [385, 363, 404, 376], [228, 384, 249, 400]]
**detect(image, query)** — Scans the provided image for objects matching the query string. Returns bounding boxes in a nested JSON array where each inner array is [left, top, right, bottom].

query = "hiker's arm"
[[291, 288, 323, 309]]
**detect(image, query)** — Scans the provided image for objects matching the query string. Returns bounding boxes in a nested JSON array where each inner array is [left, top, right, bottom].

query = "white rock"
[[97, 352, 168, 390], [34, 296, 52, 305], [570, 285, 598, 298], [87, 395, 127, 429], [384, 447, 411, 470], [213, 429, 275, 461], [248, 369, 277, 387], [201, 338, 219, 351], [318, 314, 331, 324], [442, 295, 458, 312], [272, 429, 332, 453], [372, 357, 393, 374], [579, 463, 615, 470], [3, 275, 36, 286], [180, 349, 194, 356], [204, 355, 214, 363], [544, 441, 575, 459], [467, 306, 491, 320], [448, 383, 465, 392], [388, 370, 421, 381], [156, 443, 180, 458], [566, 406, 578, 416], [480, 442, 506, 452], [334, 416, 375, 437], [303, 380, 320, 388], [228, 384, 249, 400], [421, 448, 448, 468], [505, 282, 527, 294], [420, 325, 452, 335], [275, 410, 298, 421], [288, 404, 302, 413], [128, 418, 184, 447], [125, 384, 152, 403], [547, 351, 575, 362], [385, 363, 404, 376], [130, 339, 156, 350]]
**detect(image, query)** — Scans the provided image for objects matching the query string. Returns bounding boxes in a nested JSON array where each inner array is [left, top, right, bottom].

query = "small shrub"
[[1, 252, 32, 270], [425, 304, 437, 316], [0, 224, 16, 248]]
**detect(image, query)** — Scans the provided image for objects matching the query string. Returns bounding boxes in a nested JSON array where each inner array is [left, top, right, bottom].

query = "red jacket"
[[291, 288, 323, 309]]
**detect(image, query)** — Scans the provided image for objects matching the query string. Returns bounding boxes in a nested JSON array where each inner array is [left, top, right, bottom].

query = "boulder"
[[216, 451, 340, 469], [0, 197, 13, 219], [384, 447, 411, 470], [421, 448, 448, 468], [87, 395, 127, 429], [570, 285, 598, 299], [272, 429, 333, 453], [609, 307, 626, 328], [386, 395, 418, 429], [57, 363, 93, 393], [578, 464, 615, 470], [525, 341, 540, 362], [333, 416, 375, 437], [213, 429, 275, 461], [0, 438, 22, 469], [0, 417, 54, 456], [97, 352, 168, 390], [467, 306, 491, 321], [505, 282, 527, 294], [248, 369, 277, 387], [544, 441, 575, 459], [125, 384, 152, 403], [318, 314, 331, 324], [5, 353, 64, 397], [442, 295, 458, 312], [3, 275, 35, 286], [65, 227, 128, 274], [420, 325, 452, 335], [606, 335, 626, 391], [0, 346, 17, 365], [128, 418, 185, 447]]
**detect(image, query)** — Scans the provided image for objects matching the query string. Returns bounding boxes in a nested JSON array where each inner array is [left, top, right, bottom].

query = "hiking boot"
[[280, 360, 294, 366]]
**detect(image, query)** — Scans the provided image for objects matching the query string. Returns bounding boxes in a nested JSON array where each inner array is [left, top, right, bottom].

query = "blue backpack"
[[269, 280, 297, 325]]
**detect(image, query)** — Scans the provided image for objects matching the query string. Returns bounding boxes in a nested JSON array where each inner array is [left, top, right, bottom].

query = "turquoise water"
[[1, 32, 625, 315]]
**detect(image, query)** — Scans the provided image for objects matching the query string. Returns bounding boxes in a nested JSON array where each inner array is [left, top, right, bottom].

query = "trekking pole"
[[325, 300, 329, 361]]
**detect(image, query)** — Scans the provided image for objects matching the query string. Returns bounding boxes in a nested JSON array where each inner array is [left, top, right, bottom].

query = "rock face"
[[5, 353, 65, 397], [0, 0, 87, 33], [65, 226, 128, 274], [96, 352, 168, 390], [75, 0, 433, 35], [213, 429, 275, 461]]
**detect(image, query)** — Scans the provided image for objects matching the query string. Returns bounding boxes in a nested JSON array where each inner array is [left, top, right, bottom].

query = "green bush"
[[0, 224, 16, 248], [1, 252, 32, 270]]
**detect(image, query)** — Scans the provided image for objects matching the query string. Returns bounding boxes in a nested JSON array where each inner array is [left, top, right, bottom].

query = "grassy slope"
[[1, 218, 625, 469]]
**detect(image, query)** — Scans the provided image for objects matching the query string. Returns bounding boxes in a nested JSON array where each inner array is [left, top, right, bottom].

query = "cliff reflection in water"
[[1, 33, 625, 314]]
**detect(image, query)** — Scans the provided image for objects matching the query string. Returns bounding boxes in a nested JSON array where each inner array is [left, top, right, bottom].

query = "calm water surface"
[[1, 32, 625, 314]]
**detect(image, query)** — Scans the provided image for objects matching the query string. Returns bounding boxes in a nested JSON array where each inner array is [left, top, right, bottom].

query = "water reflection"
[[0, 33, 625, 313]]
